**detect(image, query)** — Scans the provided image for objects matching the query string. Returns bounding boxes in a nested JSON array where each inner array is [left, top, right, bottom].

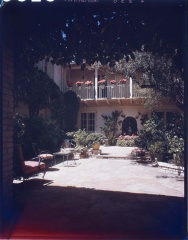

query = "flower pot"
[[92, 143, 100, 150], [80, 154, 85, 159]]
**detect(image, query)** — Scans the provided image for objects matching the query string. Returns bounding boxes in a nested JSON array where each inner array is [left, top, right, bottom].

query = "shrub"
[[13, 114, 63, 158], [100, 110, 122, 146], [116, 135, 138, 147], [66, 129, 88, 147], [86, 132, 105, 148], [136, 113, 166, 149]]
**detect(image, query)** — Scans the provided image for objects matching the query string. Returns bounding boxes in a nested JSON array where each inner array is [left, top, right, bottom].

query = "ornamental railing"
[[65, 83, 143, 100]]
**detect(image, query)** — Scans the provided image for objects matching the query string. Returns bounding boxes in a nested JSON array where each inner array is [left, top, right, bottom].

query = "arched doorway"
[[122, 116, 138, 135]]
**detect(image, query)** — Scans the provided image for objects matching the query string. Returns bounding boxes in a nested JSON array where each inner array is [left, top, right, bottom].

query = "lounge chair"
[[15, 145, 46, 180]]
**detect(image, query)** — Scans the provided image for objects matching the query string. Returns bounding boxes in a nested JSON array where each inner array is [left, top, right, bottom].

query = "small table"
[[53, 148, 76, 165]]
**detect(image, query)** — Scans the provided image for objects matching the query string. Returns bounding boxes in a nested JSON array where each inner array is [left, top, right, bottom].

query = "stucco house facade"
[[36, 60, 180, 136]]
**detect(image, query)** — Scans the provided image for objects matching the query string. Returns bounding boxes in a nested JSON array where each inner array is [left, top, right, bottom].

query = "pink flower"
[[85, 81, 93, 86], [119, 79, 127, 84], [75, 81, 84, 86], [110, 80, 116, 84], [98, 79, 106, 85]]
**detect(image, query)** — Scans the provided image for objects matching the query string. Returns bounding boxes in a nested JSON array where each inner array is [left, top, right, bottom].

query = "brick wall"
[[2, 43, 14, 223]]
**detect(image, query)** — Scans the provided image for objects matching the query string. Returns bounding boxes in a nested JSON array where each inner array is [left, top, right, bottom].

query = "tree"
[[15, 65, 63, 116], [112, 51, 184, 111], [3, 0, 186, 69], [100, 110, 122, 146], [63, 90, 80, 132]]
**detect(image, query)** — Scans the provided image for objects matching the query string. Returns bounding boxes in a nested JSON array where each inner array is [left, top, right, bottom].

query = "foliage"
[[6, 1, 185, 69], [167, 136, 184, 155], [13, 114, 63, 158], [14, 65, 63, 116], [113, 51, 184, 111], [149, 141, 168, 155], [167, 135, 185, 166], [100, 110, 122, 146], [75, 146, 88, 155], [63, 90, 80, 132], [50, 91, 65, 130], [136, 113, 166, 149], [116, 135, 138, 147], [66, 129, 88, 148], [86, 132, 105, 148]]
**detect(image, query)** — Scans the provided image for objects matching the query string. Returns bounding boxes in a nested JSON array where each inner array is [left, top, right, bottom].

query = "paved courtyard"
[[8, 147, 185, 239]]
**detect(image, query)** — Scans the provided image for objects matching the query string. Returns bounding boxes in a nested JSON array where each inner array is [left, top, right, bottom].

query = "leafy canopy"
[[3, 0, 186, 68]]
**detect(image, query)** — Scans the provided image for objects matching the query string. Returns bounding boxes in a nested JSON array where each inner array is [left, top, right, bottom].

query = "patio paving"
[[7, 147, 185, 239]]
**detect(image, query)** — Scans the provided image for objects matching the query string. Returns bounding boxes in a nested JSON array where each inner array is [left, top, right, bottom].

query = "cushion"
[[23, 161, 46, 174], [39, 154, 53, 160]]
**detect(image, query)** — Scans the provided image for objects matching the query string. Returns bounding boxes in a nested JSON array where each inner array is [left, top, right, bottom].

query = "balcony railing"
[[65, 83, 143, 100]]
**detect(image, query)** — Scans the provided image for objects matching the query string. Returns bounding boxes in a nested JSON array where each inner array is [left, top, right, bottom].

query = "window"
[[81, 112, 95, 132]]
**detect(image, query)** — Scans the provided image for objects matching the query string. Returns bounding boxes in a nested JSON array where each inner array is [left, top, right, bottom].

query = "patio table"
[[53, 148, 76, 165]]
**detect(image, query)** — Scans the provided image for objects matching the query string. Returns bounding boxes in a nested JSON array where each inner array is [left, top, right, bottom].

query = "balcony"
[[65, 83, 143, 100]]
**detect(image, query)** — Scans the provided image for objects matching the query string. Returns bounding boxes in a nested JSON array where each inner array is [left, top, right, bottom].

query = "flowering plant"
[[119, 78, 127, 84], [110, 80, 116, 84], [75, 81, 84, 87], [98, 79, 106, 86], [85, 81, 93, 86], [116, 135, 138, 147], [131, 148, 146, 157]]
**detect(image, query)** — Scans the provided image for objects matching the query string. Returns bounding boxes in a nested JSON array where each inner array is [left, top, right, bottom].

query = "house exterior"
[[36, 60, 180, 136]]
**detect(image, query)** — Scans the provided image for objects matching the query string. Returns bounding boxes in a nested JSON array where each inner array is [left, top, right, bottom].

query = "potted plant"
[[76, 146, 88, 158], [119, 78, 127, 84], [75, 81, 84, 88], [98, 79, 106, 89], [67, 130, 90, 158], [131, 148, 146, 157], [85, 81, 93, 87], [110, 80, 116, 85], [67, 129, 88, 147], [149, 141, 168, 161], [86, 132, 105, 150], [110, 79, 116, 88], [168, 136, 184, 166]]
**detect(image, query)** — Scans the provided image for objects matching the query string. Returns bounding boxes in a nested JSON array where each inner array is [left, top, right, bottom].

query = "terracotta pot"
[[80, 154, 85, 159], [92, 143, 100, 150]]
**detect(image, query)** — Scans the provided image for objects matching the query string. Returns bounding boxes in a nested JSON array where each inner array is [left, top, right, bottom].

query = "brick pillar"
[[0, 9, 14, 235], [2, 44, 14, 220]]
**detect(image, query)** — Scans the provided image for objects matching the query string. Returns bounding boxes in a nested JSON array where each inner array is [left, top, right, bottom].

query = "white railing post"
[[130, 77, 133, 98], [95, 67, 98, 100]]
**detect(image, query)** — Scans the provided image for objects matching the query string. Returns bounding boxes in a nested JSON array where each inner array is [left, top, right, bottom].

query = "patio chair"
[[15, 144, 46, 180], [32, 143, 53, 167]]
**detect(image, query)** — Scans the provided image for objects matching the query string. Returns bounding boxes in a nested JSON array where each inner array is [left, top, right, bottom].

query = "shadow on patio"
[[5, 178, 185, 240]]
